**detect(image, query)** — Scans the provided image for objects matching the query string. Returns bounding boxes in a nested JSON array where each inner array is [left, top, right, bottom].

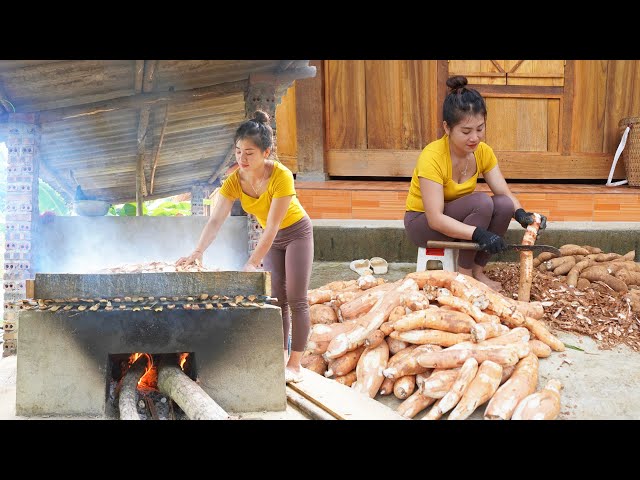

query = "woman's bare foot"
[[472, 269, 503, 292]]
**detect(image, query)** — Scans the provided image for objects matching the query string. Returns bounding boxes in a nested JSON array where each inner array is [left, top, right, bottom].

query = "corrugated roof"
[[0, 59, 314, 204]]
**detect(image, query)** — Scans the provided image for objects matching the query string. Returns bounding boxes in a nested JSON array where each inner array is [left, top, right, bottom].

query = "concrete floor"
[[2, 261, 640, 420]]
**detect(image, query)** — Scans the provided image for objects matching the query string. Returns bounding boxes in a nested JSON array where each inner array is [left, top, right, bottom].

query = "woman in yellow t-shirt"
[[404, 75, 547, 291], [177, 110, 313, 384]]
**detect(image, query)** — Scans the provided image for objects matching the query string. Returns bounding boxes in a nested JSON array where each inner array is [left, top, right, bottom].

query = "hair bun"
[[252, 110, 270, 124]]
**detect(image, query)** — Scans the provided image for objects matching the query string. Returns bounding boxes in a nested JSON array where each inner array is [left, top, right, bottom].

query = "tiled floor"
[[295, 181, 640, 222]]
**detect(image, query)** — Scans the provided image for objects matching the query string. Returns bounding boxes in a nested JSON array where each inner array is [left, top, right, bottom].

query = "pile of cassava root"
[[302, 271, 565, 420], [488, 248, 640, 352]]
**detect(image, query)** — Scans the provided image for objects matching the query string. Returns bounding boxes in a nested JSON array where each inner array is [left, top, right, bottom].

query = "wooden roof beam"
[[28, 79, 248, 123]]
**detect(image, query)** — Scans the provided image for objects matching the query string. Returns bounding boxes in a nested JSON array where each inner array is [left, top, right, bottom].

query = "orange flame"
[[123, 353, 189, 390], [179, 352, 189, 370]]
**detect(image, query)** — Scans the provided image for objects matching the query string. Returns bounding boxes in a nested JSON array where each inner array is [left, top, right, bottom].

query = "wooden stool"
[[416, 247, 458, 272]]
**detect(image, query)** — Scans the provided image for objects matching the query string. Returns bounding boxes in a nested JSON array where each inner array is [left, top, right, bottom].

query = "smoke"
[[34, 215, 250, 273]]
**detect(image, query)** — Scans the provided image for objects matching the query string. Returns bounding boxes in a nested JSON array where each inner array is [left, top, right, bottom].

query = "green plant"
[[39, 180, 70, 216], [108, 199, 191, 216]]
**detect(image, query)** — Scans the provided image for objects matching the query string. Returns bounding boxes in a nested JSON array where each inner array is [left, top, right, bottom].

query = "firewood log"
[[118, 354, 149, 420], [448, 360, 503, 420], [511, 379, 563, 420], [157, 361, 230, 420], [484, 353, 539, 420]]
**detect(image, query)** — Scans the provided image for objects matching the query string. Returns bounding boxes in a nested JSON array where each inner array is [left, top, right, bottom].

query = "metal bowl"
[[73, 200, 111, 216]]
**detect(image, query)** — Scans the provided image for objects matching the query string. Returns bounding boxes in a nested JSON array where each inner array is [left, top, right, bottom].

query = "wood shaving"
[[487, 262, 640, 352]]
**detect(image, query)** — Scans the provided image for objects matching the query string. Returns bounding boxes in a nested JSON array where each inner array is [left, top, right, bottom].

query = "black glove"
[[514, 208, 547, 230], [472, 227, 507, 254]]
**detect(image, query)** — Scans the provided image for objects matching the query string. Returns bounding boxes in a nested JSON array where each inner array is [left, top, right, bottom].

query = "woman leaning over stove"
[[176, 110, 313, 384], [404, 75, 547, 291]]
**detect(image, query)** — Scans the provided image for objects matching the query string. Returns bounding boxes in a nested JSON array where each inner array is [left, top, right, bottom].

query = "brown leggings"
[[404, 192, 514, 269], [262, 215, 314, 352]]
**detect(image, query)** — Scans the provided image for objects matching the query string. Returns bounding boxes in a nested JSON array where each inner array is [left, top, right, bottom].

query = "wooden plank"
[[562, 60, 604, 154], [474, 84, 563, 96], [604, 60, 640, 153], [293, 60, 325, 176], [288, 368, 407, 420], [285, 386, 337, 420], [325, 60, 366, 150], [275, 82, 297, 164], [436, 60, 448, 139], [366, 60, 403, 149], [25, 280, 35, 299], [326, 149, 624, 179], [401, 60, 431, 149], [547, 98, 560, 152]]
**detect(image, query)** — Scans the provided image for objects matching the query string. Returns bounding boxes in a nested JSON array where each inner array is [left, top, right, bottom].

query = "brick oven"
[[15, 270, 286, 418]]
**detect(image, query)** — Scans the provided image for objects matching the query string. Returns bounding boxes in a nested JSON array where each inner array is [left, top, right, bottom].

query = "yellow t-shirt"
[[219, 160, 307, 229], [405, 134, 498, 212]]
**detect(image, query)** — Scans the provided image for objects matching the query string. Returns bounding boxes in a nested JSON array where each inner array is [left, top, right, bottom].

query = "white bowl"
[[73, 200, 111, 216]]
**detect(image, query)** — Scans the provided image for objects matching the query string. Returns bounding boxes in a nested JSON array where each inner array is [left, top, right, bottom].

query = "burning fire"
[[126, 352, 190, 390]]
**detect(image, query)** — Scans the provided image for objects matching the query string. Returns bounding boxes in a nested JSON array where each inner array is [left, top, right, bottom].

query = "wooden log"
[[157, 360, 230, 420], [118, 354, 148, 420], [286, 387, 336, 420]]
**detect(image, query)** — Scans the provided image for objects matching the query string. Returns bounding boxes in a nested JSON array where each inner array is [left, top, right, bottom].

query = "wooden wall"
[[275, 60, 640, 181]]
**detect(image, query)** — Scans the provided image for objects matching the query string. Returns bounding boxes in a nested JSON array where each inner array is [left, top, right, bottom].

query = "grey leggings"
[[404, 192, 514, 269], [262, 215, 314, 352]]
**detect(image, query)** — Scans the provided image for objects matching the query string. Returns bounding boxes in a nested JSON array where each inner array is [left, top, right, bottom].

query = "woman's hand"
[[514, 209, 547, 230], [243, 262, 261, 272], [176, 250, 203, 267], [472, 227, 507, 254]]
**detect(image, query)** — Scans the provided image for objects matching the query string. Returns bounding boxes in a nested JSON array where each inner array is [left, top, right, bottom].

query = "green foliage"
[[39, 180, 70, 216], [108, 199, 191, 216]]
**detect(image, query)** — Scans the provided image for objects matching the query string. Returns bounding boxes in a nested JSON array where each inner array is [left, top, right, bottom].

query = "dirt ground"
[[2, 261, 640, 420]]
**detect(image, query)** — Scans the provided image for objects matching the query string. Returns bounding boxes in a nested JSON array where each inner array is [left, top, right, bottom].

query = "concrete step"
[[311, 220, 640, 263]]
